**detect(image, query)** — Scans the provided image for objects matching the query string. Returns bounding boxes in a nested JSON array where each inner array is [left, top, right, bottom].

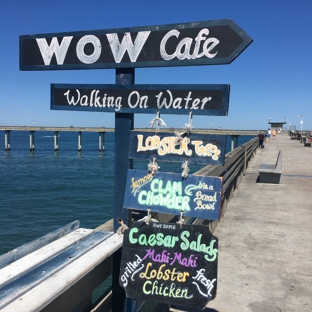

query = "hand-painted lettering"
[[194, 191, 217, 211], [106, 31, 151, 63], [136, 134, 193, 157], [136, 177, 191, 211], [36, 28, 219, 66], [143, 280, 193, 299], [140, 262, 189, 282], [156, 90, 212, 110], [180, 231, 218, 262], [120, 222, 218, 307], [136, 135, 221, 160], [63, 89, 122, 111], [170, 252, 198, 267], [142, 249, 171, 263], [76, 35, 102, 64], [160, 28, 219, 61], [192, 269, 216, 297], [129, 227, 179, 248], [130, 173, 154, 194], [36, 37, 73, 65], [120, 254, 144, 287]]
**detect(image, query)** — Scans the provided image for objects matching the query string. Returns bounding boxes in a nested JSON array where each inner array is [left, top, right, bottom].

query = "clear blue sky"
[[0, 0, 311, 130]]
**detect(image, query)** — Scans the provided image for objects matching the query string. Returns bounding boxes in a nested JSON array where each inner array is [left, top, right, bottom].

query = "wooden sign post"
[[20, 18, 252, 230], [20, 19, 252, 311]]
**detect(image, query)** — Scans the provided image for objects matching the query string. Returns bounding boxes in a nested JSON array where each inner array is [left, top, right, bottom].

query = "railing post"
[[244, 145, 247, 175]]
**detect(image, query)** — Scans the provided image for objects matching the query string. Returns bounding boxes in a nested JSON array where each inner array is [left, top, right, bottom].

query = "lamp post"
[[286, 119, 290, 129], [297, 114, 303, 133]]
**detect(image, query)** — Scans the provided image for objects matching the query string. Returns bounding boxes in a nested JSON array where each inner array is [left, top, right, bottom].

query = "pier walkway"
[[205, 133, 312, 312]]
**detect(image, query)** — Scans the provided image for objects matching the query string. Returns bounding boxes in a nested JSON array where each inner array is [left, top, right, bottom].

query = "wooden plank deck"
[[204, 133, 312, 312]]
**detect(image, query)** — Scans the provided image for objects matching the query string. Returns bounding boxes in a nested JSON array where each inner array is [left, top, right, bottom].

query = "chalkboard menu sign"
[[129, 131, 226, 165], [124, 169, 222, 220], [119, 221, 218, 309]]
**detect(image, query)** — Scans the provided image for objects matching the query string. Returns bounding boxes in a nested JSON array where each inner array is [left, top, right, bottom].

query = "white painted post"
[[29, 131, 35, 151], [54, 131, 59, 151], [78, 131, 82, 151], [98, 132, 105, 151], [230, 135, 239, 151], [98, 133, 102, 151], [231, 136, 234, 151], [5, 130, 11, 151]]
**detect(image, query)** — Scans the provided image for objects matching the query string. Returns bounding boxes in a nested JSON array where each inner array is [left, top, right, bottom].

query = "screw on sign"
[[119, 221, 218, 309]]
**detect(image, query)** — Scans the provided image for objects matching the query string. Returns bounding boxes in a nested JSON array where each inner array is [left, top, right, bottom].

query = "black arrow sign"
[[20, 19, 252, 71]]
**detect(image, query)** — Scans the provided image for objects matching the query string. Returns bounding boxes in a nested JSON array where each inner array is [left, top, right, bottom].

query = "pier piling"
[[78, 131, 82, 151], [230, 135, 239, 151], [4, 130, 10, 151], [98, 132, 105, 151], [29, 131, 35, 151], [54, 131, 59, 151], [1, 127, 263, 152]]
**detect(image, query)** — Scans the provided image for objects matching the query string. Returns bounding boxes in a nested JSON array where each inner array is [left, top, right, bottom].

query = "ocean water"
[[0, 130, 255, 255]]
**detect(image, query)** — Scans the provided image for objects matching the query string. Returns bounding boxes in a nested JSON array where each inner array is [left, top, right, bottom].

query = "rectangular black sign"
[[51, 84, 230, 116], [129, 131, 226, 165], [120, 221, 218, 309], [20, 19, 252, 70], [123, 170, 222, 220]]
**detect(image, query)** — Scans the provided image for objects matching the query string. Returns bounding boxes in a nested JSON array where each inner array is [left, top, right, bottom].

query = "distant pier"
[[0, 126, 261, 152], [0, 126, 113, 152]]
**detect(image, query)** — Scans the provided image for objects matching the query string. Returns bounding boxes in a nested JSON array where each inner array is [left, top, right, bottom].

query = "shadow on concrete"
[[170, 306, 220, 312]]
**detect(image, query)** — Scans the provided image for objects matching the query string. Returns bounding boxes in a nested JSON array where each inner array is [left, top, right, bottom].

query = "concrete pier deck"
[[206, 133, 312, 312]]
